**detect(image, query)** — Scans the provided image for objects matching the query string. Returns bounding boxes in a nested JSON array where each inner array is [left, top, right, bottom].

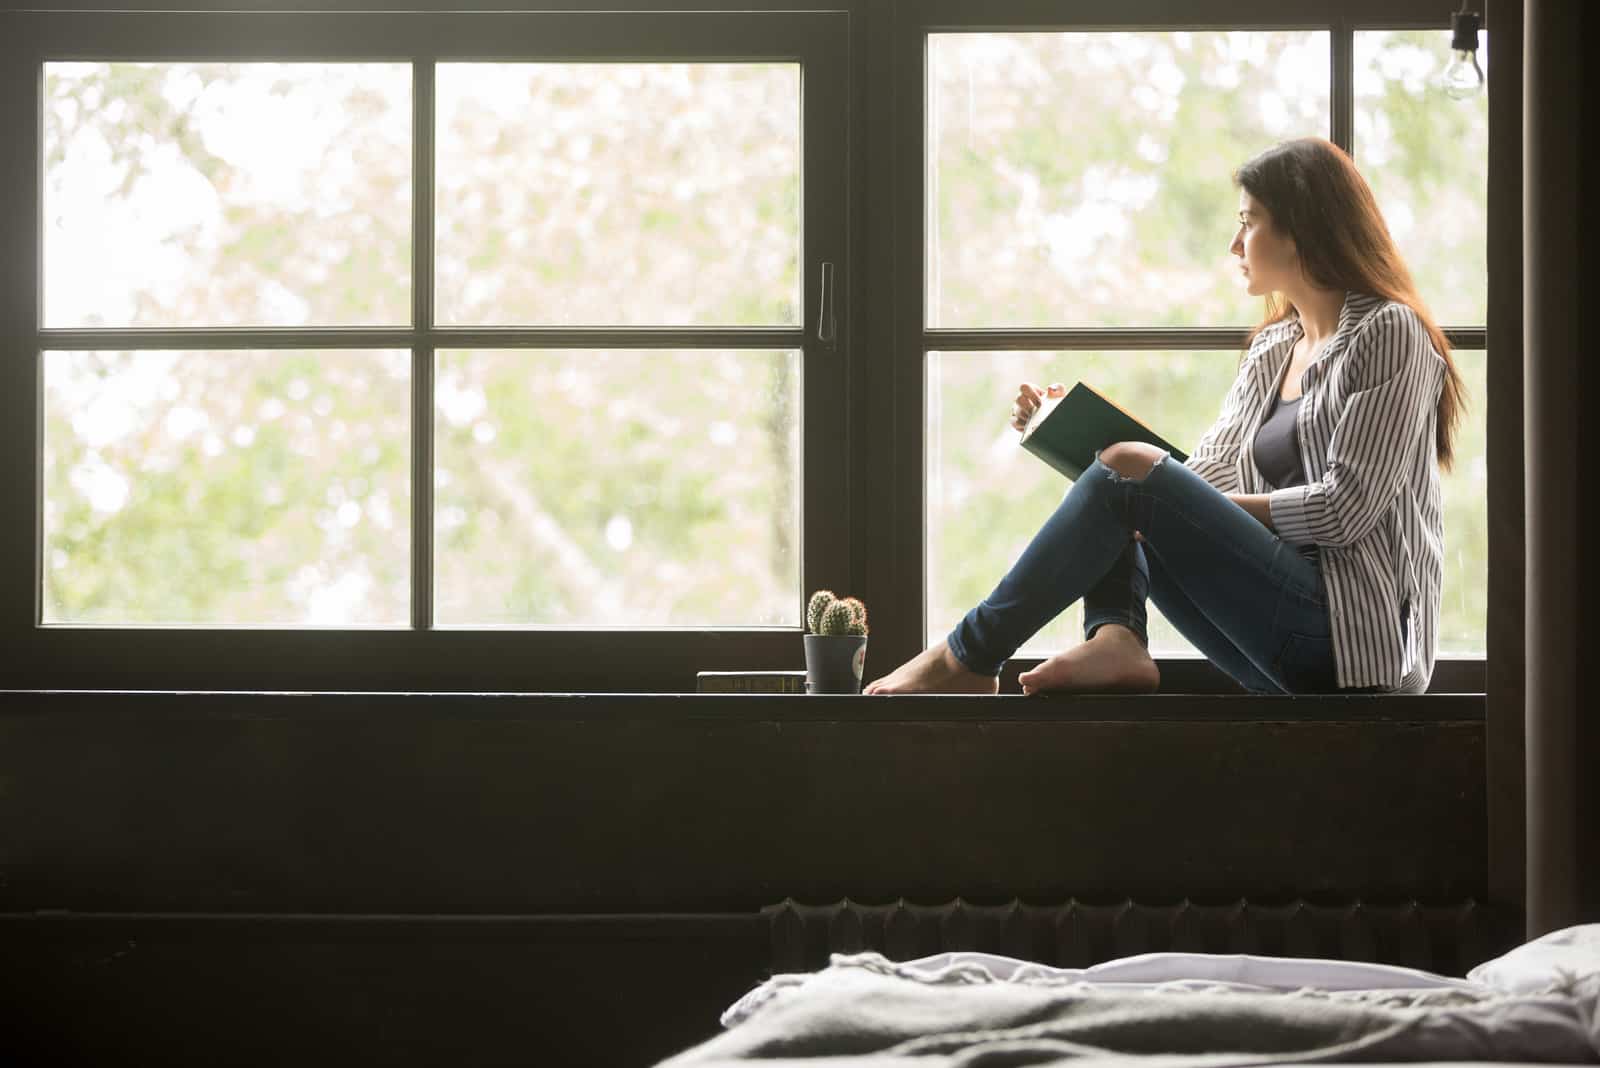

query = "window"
[[0, 2, 1500, 692], [4, 10, 848, 688], [925, 29, 1332, 658], [914, 8, 1490, 679]]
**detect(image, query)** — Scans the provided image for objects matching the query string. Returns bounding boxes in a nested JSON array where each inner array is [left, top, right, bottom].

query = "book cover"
[[696, 671, 807, 694], [1019, 382, 1188, 482]]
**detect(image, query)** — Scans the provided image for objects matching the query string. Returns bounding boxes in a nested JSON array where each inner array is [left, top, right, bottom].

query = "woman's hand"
[[1010, 381, 1066, 433], [1012, 382, 1143, 541]]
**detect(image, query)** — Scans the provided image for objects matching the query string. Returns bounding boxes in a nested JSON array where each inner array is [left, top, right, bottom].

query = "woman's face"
[[1230, 190, 1299, 297]]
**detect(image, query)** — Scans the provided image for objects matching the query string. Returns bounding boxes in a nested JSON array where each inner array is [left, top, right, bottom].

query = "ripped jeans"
[[946, 449, 1390, 694]]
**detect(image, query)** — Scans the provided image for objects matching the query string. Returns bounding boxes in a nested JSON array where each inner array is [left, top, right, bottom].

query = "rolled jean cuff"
[[946, 627, 1002, 678], [1083, 614, 1148, 647]]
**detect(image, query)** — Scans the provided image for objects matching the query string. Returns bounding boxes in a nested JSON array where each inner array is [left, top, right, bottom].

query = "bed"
[[654, 923, 1600, 1067]]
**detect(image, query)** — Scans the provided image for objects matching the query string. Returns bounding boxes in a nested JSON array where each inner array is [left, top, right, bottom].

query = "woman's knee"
[[1097, 441, 1169, 481]]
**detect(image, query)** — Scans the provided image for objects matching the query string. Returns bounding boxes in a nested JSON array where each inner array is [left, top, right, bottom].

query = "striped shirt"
[[1183, 292, 1447, 693]]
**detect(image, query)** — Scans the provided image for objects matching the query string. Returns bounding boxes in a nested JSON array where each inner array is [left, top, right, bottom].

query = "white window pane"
[[1438, 349, 1486, 656], [434, 64, 800, 327], [42, 350, 411, 625], [928, 32, 1329, 328], [927, 350, 1254, 658], [433, 349, 800, 626], [43, 63, 412, 329], [1355, 30, 1489, 326]]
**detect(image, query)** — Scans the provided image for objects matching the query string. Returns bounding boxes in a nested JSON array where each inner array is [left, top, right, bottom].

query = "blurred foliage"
[[1355, 31, 1489, 326], [42, 32, 1486, 654], [44, 63, 412, 327], [434, 64, 799, 326], [432, 349, 797, 626], [43, 349, 411, 624], [929, 31, 1330, 328]]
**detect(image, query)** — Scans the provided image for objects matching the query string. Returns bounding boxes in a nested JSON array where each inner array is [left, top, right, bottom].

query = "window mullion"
[[1332, 20, 1354, 153], [412, 60, 437, 633], [2, 42, 43, 632]]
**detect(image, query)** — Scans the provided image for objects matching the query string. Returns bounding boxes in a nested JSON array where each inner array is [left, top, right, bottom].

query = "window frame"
[[0, 8, 852, 690]]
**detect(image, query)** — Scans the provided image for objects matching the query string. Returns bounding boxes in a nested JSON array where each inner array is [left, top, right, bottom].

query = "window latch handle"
[[817, 261, 836, 348]]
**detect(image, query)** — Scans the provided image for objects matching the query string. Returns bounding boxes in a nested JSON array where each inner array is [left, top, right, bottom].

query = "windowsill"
[[0, 689, 1486, 723], [1, 626, 1486, 694]]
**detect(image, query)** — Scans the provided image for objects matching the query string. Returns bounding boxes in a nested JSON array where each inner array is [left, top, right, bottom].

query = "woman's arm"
[[1229, 493, 1276, 532]]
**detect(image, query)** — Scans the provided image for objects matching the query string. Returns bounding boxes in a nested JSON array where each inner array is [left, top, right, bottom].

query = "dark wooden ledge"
[[0, 689, 1484, 723], [0, 688, 1487, 915]]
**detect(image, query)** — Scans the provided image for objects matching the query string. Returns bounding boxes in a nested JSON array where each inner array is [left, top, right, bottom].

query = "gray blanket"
[[656, 953, 1600, 1068]]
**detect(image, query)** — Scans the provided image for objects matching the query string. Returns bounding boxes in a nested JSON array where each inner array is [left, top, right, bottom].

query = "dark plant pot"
[[804, 634, 868, 694]]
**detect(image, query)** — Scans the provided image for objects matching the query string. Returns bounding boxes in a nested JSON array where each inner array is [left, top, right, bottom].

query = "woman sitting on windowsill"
[[866, 137, 1466, 698]]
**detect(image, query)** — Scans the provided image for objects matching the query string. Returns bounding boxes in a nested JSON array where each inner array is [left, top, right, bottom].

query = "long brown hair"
[[1232, 137, 1468, 473]]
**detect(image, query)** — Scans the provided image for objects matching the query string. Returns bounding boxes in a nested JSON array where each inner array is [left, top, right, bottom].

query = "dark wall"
[[1, 693, 1490, 912], [0, 691, 1497, 1067], [2, 913, 765, 1068], [1578, 0, 1600, 927], [1523, 0, 1600, 936]]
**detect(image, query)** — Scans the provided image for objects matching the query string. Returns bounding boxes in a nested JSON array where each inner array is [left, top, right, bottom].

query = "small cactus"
[[819, 600, 856, 636], [808, 590, 869, 636], [807, 590, 836, 633]]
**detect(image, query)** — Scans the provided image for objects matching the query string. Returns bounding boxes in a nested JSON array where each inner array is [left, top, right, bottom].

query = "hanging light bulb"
[[1440, 5, 1485, 100]]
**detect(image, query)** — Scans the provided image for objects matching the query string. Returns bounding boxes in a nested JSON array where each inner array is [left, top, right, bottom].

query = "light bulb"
[[1441, 49, 1484, 99], [1440, 10, 1485, 100]]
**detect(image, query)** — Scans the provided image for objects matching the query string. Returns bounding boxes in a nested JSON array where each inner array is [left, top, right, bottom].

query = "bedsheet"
[[655, 925, 1600, 1068]]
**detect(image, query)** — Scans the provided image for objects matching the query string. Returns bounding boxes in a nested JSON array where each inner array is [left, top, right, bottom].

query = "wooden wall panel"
[[0, 692, 1487, 913]]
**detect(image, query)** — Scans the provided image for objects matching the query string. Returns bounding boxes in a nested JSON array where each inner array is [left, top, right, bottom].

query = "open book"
[[1019, 383, 1189, 481]]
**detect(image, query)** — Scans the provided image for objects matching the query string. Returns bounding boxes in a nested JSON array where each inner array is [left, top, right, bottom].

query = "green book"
[[1019, 382, 1188, 482]]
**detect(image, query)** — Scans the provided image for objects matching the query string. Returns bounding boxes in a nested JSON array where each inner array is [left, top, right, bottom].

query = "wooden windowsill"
[[0, 689, 1484, 723]]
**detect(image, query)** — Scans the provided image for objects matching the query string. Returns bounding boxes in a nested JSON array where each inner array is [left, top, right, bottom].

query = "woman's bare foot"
[[1016, 624, 1161, 696], [863, 640, 999, 695]]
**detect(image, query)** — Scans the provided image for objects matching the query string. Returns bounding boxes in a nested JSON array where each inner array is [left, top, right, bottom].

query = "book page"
[[1084, 383, 1157, 433]]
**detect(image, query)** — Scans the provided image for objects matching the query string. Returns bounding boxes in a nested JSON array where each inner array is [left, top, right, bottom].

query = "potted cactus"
[[804, 590, 869, 694]]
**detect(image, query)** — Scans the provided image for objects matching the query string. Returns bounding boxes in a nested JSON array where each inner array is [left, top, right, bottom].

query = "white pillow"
[[896, 950, 1476, 990], [1467, 923, 1600, 994]]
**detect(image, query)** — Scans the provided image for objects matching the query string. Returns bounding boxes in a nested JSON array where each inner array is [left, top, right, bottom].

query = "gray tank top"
[[1254, 393, 1319, 561], [1253, 393, 1307, 491]]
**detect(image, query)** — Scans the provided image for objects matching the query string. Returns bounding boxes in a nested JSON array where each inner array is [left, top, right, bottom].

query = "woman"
[[866, 137, 1468, 697]]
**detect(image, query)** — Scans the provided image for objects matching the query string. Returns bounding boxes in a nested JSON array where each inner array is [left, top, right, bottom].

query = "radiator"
[[764, 897, 1515, 978]]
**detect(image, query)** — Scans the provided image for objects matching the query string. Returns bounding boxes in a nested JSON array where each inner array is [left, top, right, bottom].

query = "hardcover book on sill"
[[696, 670, 807, 694], [1019, 383, 1189, 482]]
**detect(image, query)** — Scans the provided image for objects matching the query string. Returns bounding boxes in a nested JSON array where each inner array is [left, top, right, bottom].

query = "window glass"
[[928, 32, 1329, 329], [43, 63, 412, 328], [435, 64, 801, 327], [433, 348, 800, 626], [1438, 349, 1486, 655], [1355, 30, 1489, 326], [42, 350, 412, 625]]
